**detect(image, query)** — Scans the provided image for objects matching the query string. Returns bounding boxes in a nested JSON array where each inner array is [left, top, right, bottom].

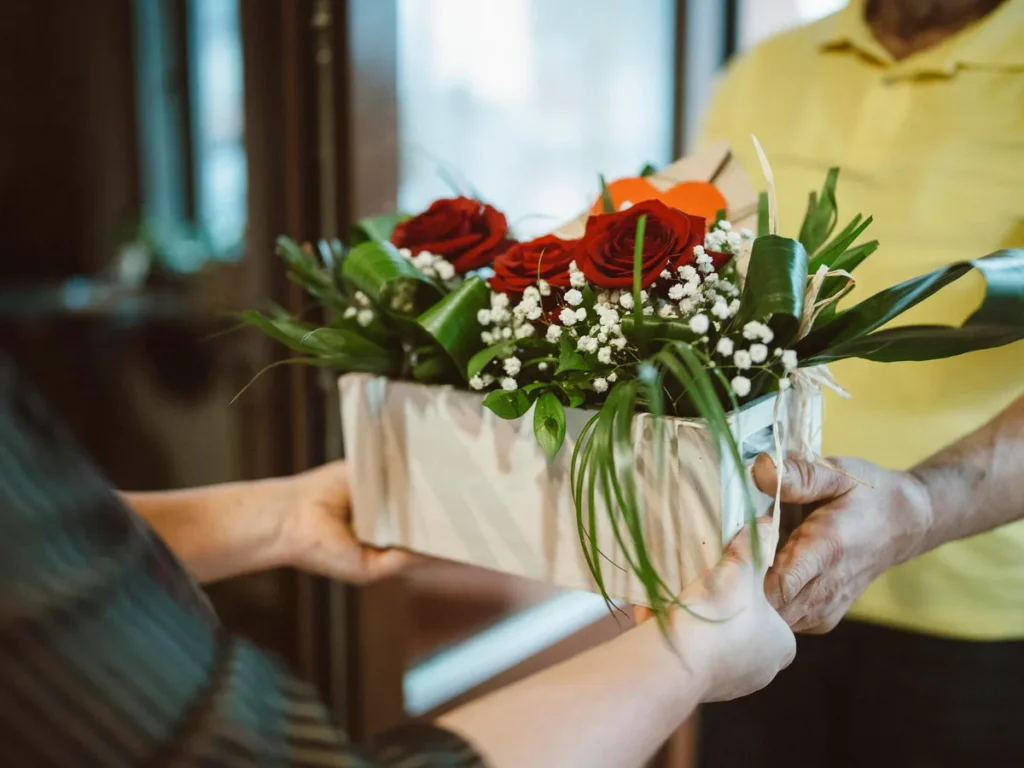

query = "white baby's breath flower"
[[501, 377, 518, 391], [711, 300, 730, 319], [481, 374, 495, 386], [733, 350, 753, 370], [678, 265, 698, 280], [717, 220, 732, 231], [436, 261, 456, 281], [716, 337, 735, 357], [743, 321, 763, 341], [565, 288, 584, 307], [491, 293, 510, 310], [481, 331, 494, 345], [681, 280, 698, 298], [731, 375, 751, 398], [618, 293, 634, 310], [592, 377, 609, 393], [612, 336, 627, 350], [750, 343, 768, 364], [490, 307, 510, 324], [398, 247, 412, 258], [779, 377, 792, 391], [668, 283, 685, 301], [726, 231, 742, 251], [477, 309, 492, 325], [526, 305, 543, 321], [643, 305, 654, 316], [728, 299, 741, 316], [782, 350, 798, 371], [343, 306, 358, 319], [577, 336, 599, 354], [559, 307, 578, 326], [597, 331, 608, 343], [569, 261, 587, 289], [678, 299, 697, 315], [660, 270, 672, 280], [619, 200, 634, 211], [597, 347, 613, 364], [575, 307, 587, 322], [515, 324, 535, 339], [539, 362, 550, 371], [538, 279, 552, 297], [355, 291, 371, 307], [740, 228, 754, 240], [357, 308, 375, 327], [607, 372, 618, 383], [689, 314, 710, 335], [503, 357, 522, 376], [501, 327, 512, 339], [546, 324, 563, 342], [469, 375, 485, 391], [523, 285, 541, 302], [658, 305, 677, 319], [640, 290, 649, 303]]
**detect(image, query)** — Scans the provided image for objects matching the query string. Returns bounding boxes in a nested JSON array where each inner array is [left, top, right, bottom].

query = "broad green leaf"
[[800, 249, 1024, 364], [417, 276, 491, 376], [712, 209, 727, 227], [467, 342, 515, 379], [342, 240, 441, 316], [557, 384, 586, 408], [555, 335, 592, 375], [349, 213, 411, 244], [798, 167, 839, 255], [412, 354, 454, 381], [599, 174, 616, 214], [533, 392, 567, 461], [482, 388, 531, 419], [734, 234, 808, 345]]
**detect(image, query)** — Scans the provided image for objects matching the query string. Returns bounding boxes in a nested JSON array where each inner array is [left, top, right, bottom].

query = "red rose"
[[490, 235, 576, 296], [391, 196, 513, 273], [576, 200, 705, 289]]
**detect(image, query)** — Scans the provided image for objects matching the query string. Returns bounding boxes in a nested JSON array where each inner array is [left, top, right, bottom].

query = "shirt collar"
[[818, 0, 1024, 77]]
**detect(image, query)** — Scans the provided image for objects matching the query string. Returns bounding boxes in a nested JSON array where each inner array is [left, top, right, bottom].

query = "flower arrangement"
[[241, 157, 1024, 621]]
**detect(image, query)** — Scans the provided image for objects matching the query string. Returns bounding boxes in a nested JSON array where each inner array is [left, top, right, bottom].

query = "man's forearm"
[[121, 479, 291, 583], [909, 393, 1024, 558], [438, 617, 706, 768]]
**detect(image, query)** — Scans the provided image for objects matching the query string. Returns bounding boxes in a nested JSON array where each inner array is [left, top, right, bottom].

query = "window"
[[133, 0, 246, 272], [738, 0, 847, 51], [396, 0, 677, 240]]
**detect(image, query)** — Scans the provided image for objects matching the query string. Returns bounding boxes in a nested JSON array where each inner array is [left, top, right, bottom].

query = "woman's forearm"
[[121, 479, 291, 583], [438, 616, 708, 768]]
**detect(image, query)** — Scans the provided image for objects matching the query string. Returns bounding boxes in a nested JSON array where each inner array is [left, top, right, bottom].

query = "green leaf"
[[557, 384, 586, 408], [412, 354, 454, 381], [342, 240, 441, 316], [757, 192, 770, 238], [639, 163, 658, 178], [800, 249, 1024, 364], [349, 212, 410, 244], [533, 392, 567, 460], [798, 167, 839, 255], [482, 388, 531, 419], [467, 342, 515, 379], [712, 209, 728, 227], [555, 335, 592, 375], [417, 276, 491, 376], [599, 174, 616, 214], [808, 214, 874, 273], [734, 235, 808, 345], [632, 214, 647, 336], [621, 316, 698, 345]]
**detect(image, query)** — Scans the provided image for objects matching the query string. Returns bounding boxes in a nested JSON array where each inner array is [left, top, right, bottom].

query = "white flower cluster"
[[713, 320, 799, 399], [342, 290, 376, 328], [399, 247, 459, 287], [704, 219, 754, 262]]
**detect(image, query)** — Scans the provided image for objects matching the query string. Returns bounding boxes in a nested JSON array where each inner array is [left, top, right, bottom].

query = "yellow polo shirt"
[[702, 0, 1024, 640]]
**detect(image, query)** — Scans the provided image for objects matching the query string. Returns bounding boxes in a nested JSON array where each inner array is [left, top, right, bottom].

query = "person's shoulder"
[[724, 13, 839, 88]]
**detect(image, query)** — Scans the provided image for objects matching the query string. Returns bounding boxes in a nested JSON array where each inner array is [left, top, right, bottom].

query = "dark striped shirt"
[[0, 357, 483, 767]]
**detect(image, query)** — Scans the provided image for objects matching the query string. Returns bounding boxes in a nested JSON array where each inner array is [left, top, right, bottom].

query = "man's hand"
[[752, 454, 932, 634], [676, 520, 797, 702], [277, 460, 414, 583]]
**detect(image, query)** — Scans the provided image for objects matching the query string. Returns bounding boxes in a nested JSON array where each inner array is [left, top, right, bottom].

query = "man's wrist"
[[900, 466, 938, 563]]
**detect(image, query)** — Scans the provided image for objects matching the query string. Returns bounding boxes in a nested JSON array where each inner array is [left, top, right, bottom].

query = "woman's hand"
[[670, 520, 796, 702], [275, 460, 414, 583]]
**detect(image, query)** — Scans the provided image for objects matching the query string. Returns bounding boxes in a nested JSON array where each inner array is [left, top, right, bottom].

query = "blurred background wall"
[[0, 1, 845, 764]]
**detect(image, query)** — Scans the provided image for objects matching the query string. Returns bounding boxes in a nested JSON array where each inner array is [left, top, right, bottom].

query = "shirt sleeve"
[[0, 356, 484, 768]]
